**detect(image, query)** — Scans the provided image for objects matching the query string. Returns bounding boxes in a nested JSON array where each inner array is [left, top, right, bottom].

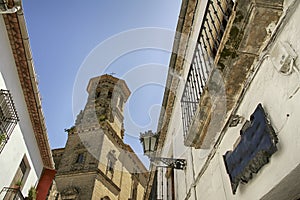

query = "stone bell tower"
[[52, 74, 147, 200], [75, 74, 130, 139]]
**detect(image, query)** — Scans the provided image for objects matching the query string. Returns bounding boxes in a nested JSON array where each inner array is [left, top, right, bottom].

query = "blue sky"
[[22, 1, 182, 160]]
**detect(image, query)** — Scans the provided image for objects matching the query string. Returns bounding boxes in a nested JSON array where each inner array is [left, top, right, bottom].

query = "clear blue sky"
[[22, 1, 182, 159]]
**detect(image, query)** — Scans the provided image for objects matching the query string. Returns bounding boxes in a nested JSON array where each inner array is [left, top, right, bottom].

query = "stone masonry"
[[52, 74, 148, 200]]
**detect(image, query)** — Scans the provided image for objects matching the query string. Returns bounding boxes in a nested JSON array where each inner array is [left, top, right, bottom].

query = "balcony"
[[0, 187, 25, 200], [181, 0, 284, 148], [0, 89, 19, 153], [181, 0, 234, 147]]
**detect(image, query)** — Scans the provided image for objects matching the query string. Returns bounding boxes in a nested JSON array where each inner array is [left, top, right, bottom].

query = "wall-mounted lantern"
[[140, 130, 186, 170]]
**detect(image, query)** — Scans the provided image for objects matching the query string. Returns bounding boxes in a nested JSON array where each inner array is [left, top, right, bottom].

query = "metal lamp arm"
[[150, 157, 186, 170]]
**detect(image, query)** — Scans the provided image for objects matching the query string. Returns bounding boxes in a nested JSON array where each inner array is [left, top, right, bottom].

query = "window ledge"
[[184, 90, 212, 149]]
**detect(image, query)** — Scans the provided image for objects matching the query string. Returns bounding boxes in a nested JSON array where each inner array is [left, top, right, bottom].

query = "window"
[[180, 0, 234, 142], [19, 159, 27, 176], [118, 96, 124, 110], [107, 160, 114, 173], [4, 156, 30, 200], [106, 150, 117, 178], [12, 157, 29, 185], [95, 91, 100, 98], [107, 91, 112, 99], [166, 168, 175, 200], [130, 173, 138, 200], [106, 158, 115, 177], [76, 153, 84, 164], [0, 90, 19, 154]]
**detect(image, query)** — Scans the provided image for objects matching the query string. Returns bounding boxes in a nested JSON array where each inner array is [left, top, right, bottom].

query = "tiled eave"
[[3, 3, 54, 169]]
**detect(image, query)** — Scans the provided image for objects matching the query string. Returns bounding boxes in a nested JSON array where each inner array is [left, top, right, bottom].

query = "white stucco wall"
[[213, 2, 300, 198], [0, 15, 44, 198], [160, 0, 300, 199]]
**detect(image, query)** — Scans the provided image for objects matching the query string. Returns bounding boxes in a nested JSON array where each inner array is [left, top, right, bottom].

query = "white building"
[[0, 1, 55, 199], [145, 0, 300, 199]]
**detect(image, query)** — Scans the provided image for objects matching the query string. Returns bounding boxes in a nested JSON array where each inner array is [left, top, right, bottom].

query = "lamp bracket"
[[150, 157, 186, 170]]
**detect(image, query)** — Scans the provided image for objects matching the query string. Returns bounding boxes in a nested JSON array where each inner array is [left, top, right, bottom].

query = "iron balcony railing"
[[181, 0, 233, 137], [0, 187, 25, 200], [0, 89, 19, 154]]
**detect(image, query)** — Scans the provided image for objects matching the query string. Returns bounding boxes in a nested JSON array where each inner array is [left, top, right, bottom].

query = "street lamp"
[[140, 130, 186, 170]]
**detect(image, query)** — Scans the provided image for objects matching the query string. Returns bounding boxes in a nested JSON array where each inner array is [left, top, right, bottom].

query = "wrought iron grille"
[[0, 187, 25, 200], [0, 89, 19, 154], [181, 0, 233, 137]]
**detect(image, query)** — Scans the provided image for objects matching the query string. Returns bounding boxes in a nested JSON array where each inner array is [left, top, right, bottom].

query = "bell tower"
[[52, 74, 147, 200], [75, 74, 131, 139]]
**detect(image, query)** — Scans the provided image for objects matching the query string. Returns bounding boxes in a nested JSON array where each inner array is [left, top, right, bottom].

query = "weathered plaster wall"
[[160, 0, 300, 199], [192, 1, 300, 199]]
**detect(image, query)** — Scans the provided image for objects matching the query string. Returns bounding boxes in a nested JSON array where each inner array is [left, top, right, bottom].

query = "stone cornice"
[[102, 122, 148, 175], [3, 1, 54, 169], [56, 169, 97, 177], [96, 169, 121, 195], [87, 74, 131, 100]]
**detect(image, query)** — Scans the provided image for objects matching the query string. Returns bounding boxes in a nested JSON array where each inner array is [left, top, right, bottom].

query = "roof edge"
[[3, 2, 54, 169]]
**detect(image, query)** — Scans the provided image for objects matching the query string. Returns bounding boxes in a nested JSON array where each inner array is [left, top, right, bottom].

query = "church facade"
[[52, 74, 148, 200]]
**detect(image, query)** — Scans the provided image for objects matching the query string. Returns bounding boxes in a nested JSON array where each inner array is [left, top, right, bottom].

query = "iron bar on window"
[[181, 0, 233, 138], [0, 89, 19, 154]]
